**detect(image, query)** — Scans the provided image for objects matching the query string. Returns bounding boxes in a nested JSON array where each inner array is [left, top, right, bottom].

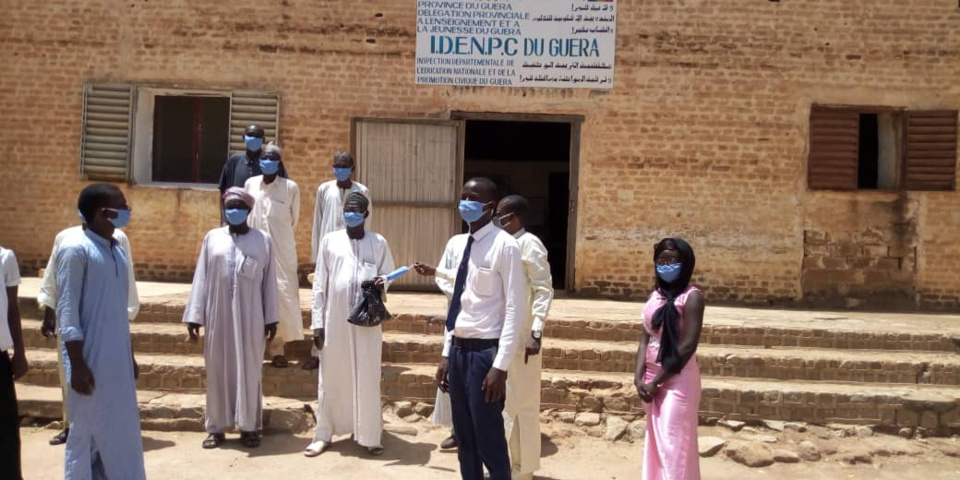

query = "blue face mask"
[[259, 158, 280, 175], [244, 135, 264, 152], [343, 211, 365, 228], [333, 167, 353, 182], [224, 208, 250, 226], [459, 200, 488, 224], [107, 208, 131, 229], [656, 263, 683, 283]]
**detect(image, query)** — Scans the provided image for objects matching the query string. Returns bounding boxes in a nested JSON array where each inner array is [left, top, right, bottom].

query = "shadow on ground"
[[142, 436, 177, 453]]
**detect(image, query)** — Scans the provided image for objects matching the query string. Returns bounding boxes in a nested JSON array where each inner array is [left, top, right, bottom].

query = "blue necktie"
[[445, 236, 475, 332]]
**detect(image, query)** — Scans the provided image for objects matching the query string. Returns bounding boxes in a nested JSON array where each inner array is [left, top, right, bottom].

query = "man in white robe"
[[305, 191, 395, 457], [414, 234, 470, 450], [495, 195, 554, 480], [57, 184, 144, 480], [38, 218, 139, 446], [245, 143, 303, 368], [183, 187, 279, 449], [305, 151, 371, 371]]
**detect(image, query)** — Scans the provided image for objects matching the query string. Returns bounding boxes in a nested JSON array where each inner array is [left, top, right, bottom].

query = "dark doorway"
[[462, 120, 572, 290]]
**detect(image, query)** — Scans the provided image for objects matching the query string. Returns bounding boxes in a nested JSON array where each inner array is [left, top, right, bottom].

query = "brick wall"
[[1, 1, 958, 307]]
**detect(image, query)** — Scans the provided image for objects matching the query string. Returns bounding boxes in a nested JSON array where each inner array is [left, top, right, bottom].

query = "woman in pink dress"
[[634, 238, 705, 480]]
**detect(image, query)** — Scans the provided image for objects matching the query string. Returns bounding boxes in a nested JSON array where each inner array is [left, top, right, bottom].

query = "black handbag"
[[347, 280, 392, 327]]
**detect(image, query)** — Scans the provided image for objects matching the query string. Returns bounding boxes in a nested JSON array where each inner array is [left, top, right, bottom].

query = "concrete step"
[[22, 321, 960, 385], [18, 359, 960, 436], [15, 384, 315, 434], [21, 296, 960, 353]]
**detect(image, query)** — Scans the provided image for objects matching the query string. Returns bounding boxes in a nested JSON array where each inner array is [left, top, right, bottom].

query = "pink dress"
[[641, 286, 702, 480]]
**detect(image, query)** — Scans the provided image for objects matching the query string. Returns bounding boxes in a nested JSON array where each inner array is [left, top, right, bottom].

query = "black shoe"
[[49, 429, 69, 446], [202, 433, 226, 449], [440, 434, 457, 450], [301, 356, 320, 371]]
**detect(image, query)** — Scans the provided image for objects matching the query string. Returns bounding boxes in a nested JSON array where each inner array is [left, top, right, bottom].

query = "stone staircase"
[[14, 279, 960, 436]]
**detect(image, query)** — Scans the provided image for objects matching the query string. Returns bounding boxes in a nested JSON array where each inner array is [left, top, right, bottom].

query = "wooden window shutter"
[[80, 83, 134, 180], [229, 91, 280, 152], [904, 110, 957, 191], [808, 106, 859, 190]]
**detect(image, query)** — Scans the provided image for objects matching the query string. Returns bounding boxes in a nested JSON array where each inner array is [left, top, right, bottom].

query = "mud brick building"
[[1, 0, 958, 309]]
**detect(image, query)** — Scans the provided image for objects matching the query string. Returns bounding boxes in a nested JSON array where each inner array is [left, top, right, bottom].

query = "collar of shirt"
[[84, 229, 117, 249], [470, 221, 498, 241], [512, 228, 527, 239]]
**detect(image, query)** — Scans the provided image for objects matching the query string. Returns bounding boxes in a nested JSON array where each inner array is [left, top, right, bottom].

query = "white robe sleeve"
[[37, 234, 63, 311], [290, 181, 301, 232], [311, 185, 324, 263], [261, 233, 280, 326], [493, 240, 525, 372], [434, 239, 457, 298], [522, 236, 554, 332], [310, 235, 330, 331], [183, 234, 210, 327], [56, 245, 86, 343], [377, 235, 396, 299], [116, 231, 140, 321]]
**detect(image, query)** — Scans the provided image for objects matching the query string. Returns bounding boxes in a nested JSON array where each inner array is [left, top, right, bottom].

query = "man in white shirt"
[[413, 234, 469, 450], [305, 151, 370, 371], [37, 220, 139, 446], [495, 195, 554, 480], [430, 178, 525, 480], [1, 245, 26, 480]]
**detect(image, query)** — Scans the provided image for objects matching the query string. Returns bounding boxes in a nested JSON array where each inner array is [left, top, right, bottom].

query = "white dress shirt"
[[441, 222, 525, 372], [514, 229, 554, 333], [37, 226, 140, 321]]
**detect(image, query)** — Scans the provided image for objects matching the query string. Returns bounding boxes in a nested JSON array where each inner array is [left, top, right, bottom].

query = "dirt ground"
[[18, 421, 960, 480]]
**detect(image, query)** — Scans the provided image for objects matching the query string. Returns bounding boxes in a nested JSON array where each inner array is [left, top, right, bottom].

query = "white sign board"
[[415, 0, 617, 89]]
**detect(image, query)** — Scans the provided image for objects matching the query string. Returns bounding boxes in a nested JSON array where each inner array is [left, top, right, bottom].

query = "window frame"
[[131, 87, 232, 190], [808, 103, 957, 193]]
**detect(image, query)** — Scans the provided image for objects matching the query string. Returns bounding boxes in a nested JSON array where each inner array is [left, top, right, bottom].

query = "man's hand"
[[435, 357, 449, 393], [481, 367, 507, 403], [11, 352, 28, 380], [524, 336, 542, 364], [41, 308, 57, 338], [373, 276, 386, 292], [132, 356, 139, 380], [313, 329, 325, 351], [265, 324, 277, 340], [71, 362, 95, 395], [413, 263, 436, 277], [186, 323, 201, 341]]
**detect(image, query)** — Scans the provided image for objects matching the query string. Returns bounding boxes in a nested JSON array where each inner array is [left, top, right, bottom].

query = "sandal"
[[49, 429, 69, 446], [271, 355, 289, 368], [241, 431, 261, 448], [367, 446, 384, 456], [202, 433, 226, 449], [301, 356, 320, 371], [304, 440, 330, 457]]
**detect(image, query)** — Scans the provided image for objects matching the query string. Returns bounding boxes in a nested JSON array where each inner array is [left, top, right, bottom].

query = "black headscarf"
[[651, 238, 696, 374]]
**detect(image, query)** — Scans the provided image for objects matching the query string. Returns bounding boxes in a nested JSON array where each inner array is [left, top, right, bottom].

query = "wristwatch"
[[531, 330, 542, 340]]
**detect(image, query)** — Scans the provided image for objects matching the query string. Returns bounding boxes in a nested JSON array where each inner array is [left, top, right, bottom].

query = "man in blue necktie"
[[417, 177, 525, 480]]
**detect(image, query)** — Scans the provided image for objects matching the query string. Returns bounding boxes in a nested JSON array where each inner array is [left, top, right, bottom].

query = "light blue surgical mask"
[[656, 263, 683, 283], [343, 211, 365, 228], [109, 208, 131, 229], [459, 200, 487, 224], [259, 158, 280, 175], [77, 209, 86, 223], [334, 167, 353, 182], [244, 135, 264, 152], [224, 208, 249, 226]]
